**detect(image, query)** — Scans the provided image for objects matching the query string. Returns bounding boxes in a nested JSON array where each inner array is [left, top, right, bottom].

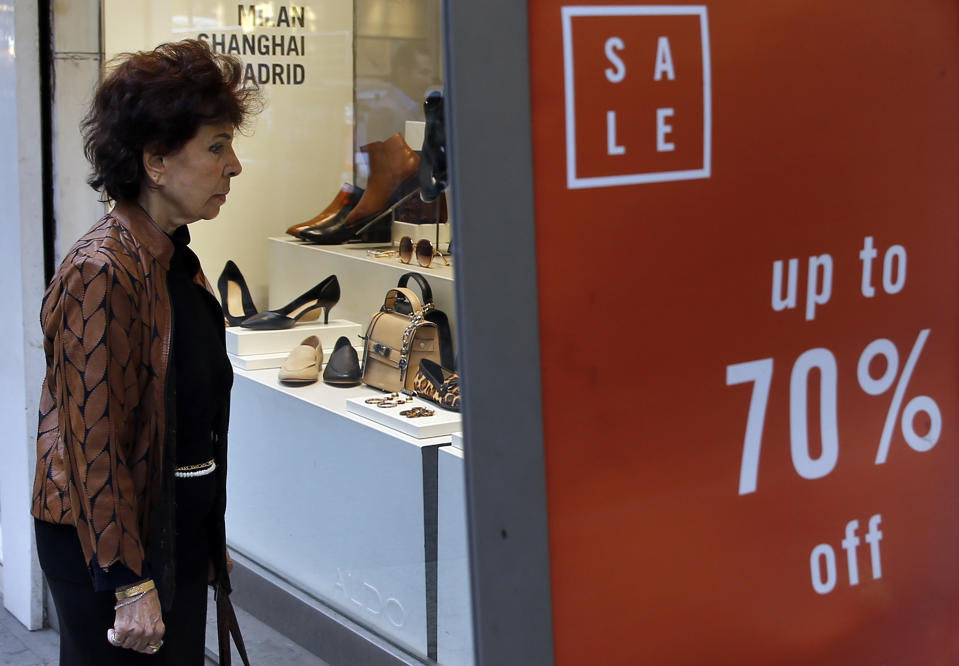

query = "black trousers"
[[36, 520, 209, 666]]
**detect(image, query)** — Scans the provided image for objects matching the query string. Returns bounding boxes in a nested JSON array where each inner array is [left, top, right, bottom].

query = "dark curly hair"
[[82, 39, 261, 202]]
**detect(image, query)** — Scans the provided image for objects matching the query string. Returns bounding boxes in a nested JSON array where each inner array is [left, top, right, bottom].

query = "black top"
[[166, 226, 233, 577], [168, 226, 233, 467]]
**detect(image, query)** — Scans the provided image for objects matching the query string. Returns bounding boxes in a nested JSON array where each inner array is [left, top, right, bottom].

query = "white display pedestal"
[[438, 446, 475, 666], [227, 351, 289, 371], [228, 342, 365, 371], [346, 395, 462, 439], [225, 319, 361, 356], [405, 120, 425, 149], [226, 367, 453, 657]]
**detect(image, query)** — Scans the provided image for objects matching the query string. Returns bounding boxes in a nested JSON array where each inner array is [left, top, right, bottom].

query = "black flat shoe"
[[218, 260, 258, 326], [322, 336, 362, 386], [240, 275, 340, 330]]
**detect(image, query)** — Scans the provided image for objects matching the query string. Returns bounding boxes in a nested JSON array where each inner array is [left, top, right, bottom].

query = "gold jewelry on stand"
[[366, 393, 403, 406], [400, 407, 435, 418]]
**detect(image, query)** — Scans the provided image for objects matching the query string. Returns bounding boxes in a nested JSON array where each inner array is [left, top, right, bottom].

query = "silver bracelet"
[[113, 590, 148, 610]]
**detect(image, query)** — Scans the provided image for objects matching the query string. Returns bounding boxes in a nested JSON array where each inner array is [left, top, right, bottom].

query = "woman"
[[31, 39, 258, 664]]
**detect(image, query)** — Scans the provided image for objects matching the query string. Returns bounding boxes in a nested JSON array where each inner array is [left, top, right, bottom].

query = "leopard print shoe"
[[412, 358, 461, 412]]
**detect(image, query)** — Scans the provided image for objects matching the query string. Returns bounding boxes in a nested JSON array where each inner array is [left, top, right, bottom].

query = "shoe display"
[[278, 335, 323, 385], [297, 207, 391, 245], [347, 133, 420, 227], [411, 358, 460, 412], [322, 336, 362, 386], [217, 260, 258, 327], [240, 275, 340, 330], [300, 134, 420, 245], [286, 183, 364, 239], [419, 91, 447, 203]]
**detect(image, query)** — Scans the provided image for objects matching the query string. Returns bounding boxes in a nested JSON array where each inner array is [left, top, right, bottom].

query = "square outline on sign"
[[562, 5, 712, 189]]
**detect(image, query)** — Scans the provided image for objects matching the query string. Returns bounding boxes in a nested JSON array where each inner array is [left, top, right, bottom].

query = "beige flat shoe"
[[278, 335, 323, 385]]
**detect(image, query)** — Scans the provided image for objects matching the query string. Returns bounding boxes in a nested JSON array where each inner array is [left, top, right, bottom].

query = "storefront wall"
[[103, 0, 355, 307], [0, 0, 47, 631]]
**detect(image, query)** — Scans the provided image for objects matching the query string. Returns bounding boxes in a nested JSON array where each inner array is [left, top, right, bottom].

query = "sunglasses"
[[367, 237, 450, 268], [400, 236, 449, 268]]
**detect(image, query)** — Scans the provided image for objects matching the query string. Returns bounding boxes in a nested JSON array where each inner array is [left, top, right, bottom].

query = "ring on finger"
[[148, 640, 163, 652], [107, 628, 122, 646]]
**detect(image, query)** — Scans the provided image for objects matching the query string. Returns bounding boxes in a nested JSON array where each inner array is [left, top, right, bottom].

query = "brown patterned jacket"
[[31, 201, 231, 606]]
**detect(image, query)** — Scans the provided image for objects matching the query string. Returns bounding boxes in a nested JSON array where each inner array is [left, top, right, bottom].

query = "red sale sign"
[[528, 2, 959, 663], [562, 6, 710, 186]]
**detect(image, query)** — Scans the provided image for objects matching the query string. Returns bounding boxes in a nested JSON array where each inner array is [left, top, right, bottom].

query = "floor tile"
[[1, 566, 328, 666], [204, 589, 330, 665]]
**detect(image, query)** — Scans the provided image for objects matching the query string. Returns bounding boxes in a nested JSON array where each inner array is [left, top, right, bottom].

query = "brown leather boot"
[[286, 183, 364, 238], [345, 133, 420, 226]]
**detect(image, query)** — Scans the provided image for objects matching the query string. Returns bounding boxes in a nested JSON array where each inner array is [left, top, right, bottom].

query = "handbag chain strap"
[[398, 314, 424, 370]]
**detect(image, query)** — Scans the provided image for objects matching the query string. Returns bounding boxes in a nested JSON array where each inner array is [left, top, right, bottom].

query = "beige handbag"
[[361, 287, 441, 392]]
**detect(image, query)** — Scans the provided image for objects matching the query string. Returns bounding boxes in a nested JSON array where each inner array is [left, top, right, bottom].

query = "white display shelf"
[[346, 395, 462, 439], [225, 319, 362, 356], [233, 366, 453, 448], [270, 237, 454, 282], [450, 432, 464, 451]]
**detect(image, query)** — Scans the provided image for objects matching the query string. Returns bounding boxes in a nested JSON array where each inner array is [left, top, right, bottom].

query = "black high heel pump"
[[240, 275, 340, 330], [217, 260, 258, 327]]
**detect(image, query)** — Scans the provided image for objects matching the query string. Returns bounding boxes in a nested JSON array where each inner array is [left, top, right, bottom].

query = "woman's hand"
[[108, 588, 165, 654]]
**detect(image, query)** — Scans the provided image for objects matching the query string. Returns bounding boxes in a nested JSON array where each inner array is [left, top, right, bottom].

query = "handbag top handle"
[[383, 287, 426, 316], [396, 272, 433, 305]]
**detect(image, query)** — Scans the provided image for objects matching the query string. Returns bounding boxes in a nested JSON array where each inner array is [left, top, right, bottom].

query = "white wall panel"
[[0, 0, 47, 630]]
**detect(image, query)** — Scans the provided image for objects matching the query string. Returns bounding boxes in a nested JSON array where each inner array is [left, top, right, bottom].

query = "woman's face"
[[150, 120, 242, 229]]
